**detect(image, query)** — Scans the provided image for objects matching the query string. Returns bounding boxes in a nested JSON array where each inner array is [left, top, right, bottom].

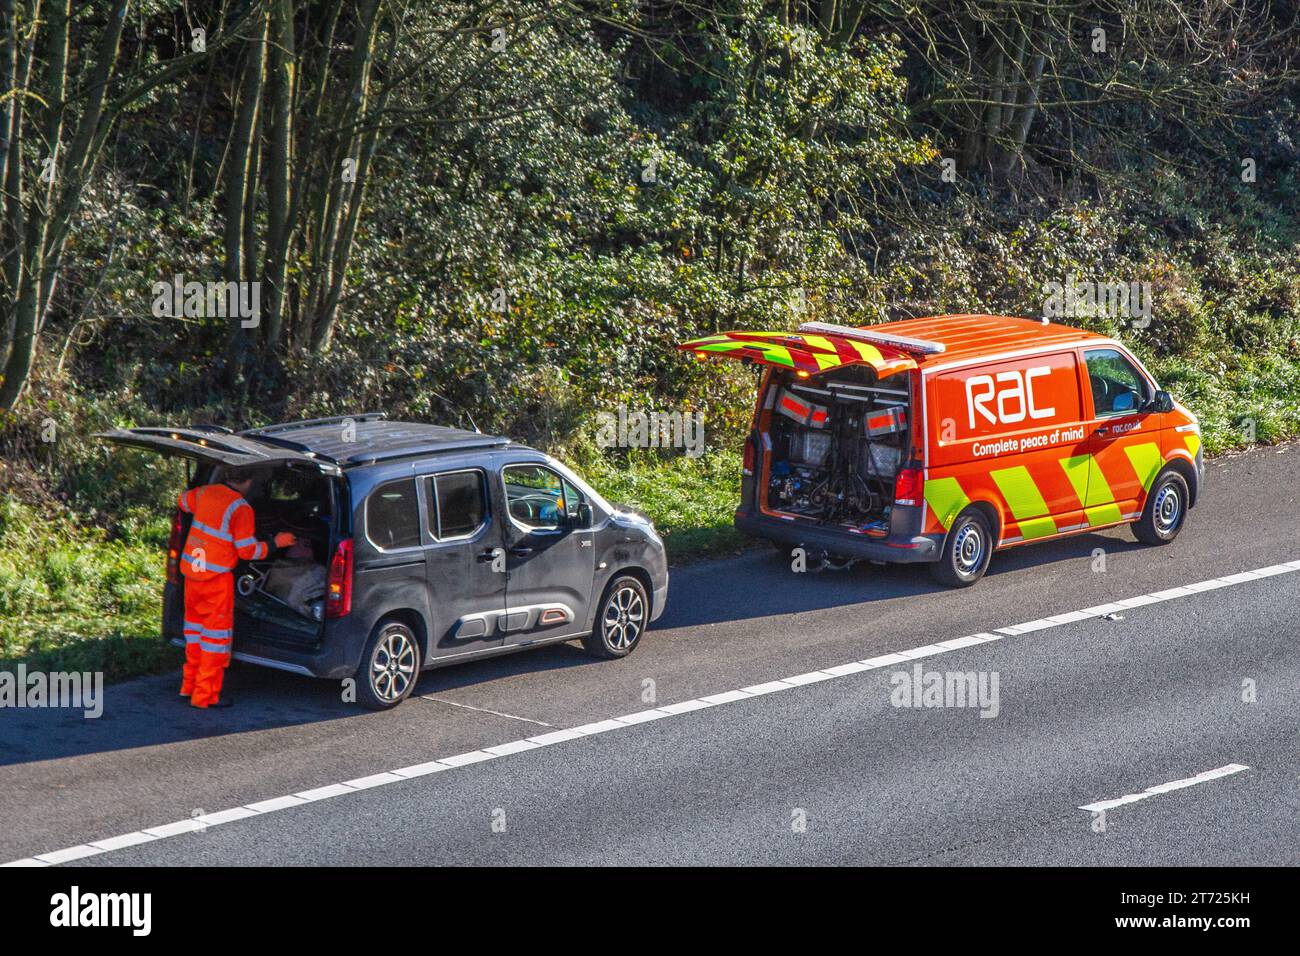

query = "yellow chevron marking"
[[990, 465, 1057, 539], [923, 477, 970, 531]]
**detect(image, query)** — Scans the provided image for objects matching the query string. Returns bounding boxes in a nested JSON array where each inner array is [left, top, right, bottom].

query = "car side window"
[[503, 465, 566, 530], [1083, 348, 1151, 417], [427, 470, 487, 539], [366, 478, 421, 550]]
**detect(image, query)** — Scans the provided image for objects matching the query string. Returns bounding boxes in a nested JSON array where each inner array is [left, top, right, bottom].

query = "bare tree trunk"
[[261, 0, 295, 352], [222, 10, 267, 391]]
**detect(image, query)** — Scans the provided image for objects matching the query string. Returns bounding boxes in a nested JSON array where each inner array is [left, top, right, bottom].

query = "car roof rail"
[[342, 435, 510, 467], [798, 321, 946, 355], [246, 412, 388, 436], [189, 423, 235, 434]]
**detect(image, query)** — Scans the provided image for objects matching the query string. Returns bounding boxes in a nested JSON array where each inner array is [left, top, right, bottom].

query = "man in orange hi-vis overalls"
[[177, 472, 294, 709]]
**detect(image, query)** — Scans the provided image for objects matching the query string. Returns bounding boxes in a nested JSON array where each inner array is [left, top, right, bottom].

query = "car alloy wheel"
[[602, 585, 644, 651], [371, 625, 417, 704]]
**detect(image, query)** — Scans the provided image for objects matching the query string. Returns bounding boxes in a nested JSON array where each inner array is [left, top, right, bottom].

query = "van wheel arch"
[[607, 566, 655, 620], [965, 500, 1002, 548], [1162, 457, 1199, 508]]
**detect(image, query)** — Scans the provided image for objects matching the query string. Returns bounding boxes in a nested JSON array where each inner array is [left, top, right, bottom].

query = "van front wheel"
[[930, 510, 993, 588], [582, 576, 648, 659], [1133, 470, 1188, 545]]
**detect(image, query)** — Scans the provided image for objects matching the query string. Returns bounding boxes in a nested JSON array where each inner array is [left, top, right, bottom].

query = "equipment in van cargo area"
[[766, 369, 911, 528]]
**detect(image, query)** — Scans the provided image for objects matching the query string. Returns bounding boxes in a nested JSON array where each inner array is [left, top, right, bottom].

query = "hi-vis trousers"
[[180, 574, 234, 707]]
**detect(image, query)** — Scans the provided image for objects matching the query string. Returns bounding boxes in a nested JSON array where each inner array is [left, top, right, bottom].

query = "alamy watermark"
[[1042, 274, 1151, 328], [595, 405, 705, 458], [889, 664, 1000, 718], [0, 665, 103, 719], [151, 274, 260, 328]]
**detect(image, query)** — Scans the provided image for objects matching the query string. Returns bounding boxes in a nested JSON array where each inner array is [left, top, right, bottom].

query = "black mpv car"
[[100, 415, 669, 708]]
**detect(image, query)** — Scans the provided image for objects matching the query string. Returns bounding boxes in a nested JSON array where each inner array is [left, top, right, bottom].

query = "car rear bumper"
[[735, 510, 940, 563]]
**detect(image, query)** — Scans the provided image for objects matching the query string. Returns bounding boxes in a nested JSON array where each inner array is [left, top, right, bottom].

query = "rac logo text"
[[965, 367, 1056, 430]]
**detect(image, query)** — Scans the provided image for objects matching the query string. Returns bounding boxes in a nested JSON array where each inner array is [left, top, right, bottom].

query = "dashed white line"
[[1078, 764, 1251, 814], [419, 695, 554, 727], [6, 557, 1298, 868]]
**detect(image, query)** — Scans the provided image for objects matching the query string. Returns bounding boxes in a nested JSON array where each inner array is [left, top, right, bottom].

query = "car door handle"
[[1094, 426, 1109, 436], [509, 546, 533, 557], [476, 548, 498, 563]]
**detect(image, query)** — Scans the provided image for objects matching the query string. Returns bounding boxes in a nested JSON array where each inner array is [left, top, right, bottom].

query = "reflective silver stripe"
[[234, 536, 257, 548], [181, 552, 232, 574], [183, 633, 201, 645], [219, 498, 249, 534], [179, 491, 194, 513], [193, 520, 234, 542], [199, 639, 231, 654], [251, 542, 267, 559], [185, 622, 231, 639]]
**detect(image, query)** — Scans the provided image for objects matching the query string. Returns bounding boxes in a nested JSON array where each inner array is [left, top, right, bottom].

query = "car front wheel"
[[582, 576, 648, 659], [355, 620, 422, 710]]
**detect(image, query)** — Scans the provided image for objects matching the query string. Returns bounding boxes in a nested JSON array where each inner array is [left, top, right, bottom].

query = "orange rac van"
[[679, 314, 1203, 586]]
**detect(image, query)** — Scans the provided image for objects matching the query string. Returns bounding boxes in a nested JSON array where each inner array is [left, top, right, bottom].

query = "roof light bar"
[[798, 321, 946, 355]]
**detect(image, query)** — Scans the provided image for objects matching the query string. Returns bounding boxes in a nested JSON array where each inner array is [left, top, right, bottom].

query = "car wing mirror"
[[1144, 389, 1174, 414]]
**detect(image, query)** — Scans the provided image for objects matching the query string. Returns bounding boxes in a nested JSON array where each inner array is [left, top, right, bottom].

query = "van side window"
[[504, 464, 566, 530], [366, 479, 421, 550], [1084, 349, 1150, 417], [427, 470, 487, 539]]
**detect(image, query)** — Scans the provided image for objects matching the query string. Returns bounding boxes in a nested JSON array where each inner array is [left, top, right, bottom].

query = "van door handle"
[[476, 548, 498, 563], [1094, 426, 1109, 436], [509, 546, 533, 557]]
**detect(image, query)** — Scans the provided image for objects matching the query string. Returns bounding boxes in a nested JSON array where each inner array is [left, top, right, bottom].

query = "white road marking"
[[1078, 764, 1251, 813], [6, 557, 1298, 868], [419, 695, 554, 727]]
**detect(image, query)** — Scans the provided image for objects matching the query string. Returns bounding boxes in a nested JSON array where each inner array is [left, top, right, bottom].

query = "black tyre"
[[1132, 469, 1189, 545], [582, 575, 648, 660], [929, 508, 994, 588], [355, 619, 422, 710]]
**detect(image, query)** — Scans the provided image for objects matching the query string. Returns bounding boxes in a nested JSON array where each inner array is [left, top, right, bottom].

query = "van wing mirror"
[[1145, 389, 1174, 414], [573, 502, 594, 528]]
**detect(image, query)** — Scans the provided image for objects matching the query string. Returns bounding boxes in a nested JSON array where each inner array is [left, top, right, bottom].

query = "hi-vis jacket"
[[177, 484, 268, 579]]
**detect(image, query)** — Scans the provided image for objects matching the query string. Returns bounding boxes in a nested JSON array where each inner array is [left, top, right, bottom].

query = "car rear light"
[[326, 538, 354, 618], [166, 508, 185, 585], [742, 437, 755, 477], [894, 467, 922, 507]]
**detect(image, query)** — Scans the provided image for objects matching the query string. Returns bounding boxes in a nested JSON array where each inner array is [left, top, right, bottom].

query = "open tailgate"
[[97, 427, 325, 470], [678, 325, 921, 379]]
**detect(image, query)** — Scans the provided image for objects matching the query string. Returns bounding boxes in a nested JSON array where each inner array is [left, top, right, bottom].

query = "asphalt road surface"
[[3, 443, 1297, 866]]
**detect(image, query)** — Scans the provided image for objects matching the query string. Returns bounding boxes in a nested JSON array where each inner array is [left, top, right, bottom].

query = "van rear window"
[[428, 471, 486, 539], [367, 479, 420, 550]]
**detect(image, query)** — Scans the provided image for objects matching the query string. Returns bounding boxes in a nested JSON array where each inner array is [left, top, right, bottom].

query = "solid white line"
[[1078, 764, 1251, 813], [9, 557, 1296, 867]]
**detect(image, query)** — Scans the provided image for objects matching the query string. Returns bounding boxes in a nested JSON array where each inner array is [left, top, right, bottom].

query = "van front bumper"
[[735, 511, 940, 563]]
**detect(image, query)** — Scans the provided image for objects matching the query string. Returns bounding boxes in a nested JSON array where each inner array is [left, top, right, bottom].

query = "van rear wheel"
[[930, 509, 993, 588], [356, 620, 422, 710], [1133, 470, 1188, 545]]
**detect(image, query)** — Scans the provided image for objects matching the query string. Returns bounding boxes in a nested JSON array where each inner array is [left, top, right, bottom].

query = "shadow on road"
[[0, 526, 1142, 767], [658, 530, 1145, 629]]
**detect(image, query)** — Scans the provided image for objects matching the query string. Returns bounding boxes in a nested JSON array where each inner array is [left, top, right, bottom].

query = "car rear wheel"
[[356, 620, 422, 710], [930, 509, 993, 588], [1132, 470, 1188, 545], [582, 576, 648, 659]]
